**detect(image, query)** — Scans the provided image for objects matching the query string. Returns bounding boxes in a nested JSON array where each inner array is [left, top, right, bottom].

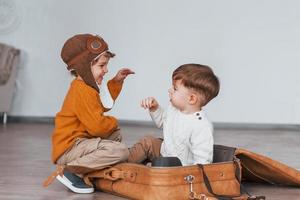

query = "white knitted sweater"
[[150, 104, 213, 166]]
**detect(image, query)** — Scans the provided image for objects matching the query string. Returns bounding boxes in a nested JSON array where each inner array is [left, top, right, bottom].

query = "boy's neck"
[[180, 105, 202, 114], [76, 76, 83, 81]]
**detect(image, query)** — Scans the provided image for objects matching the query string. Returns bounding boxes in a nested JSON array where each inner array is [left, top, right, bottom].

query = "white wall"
[[0, 0, 300, 124]]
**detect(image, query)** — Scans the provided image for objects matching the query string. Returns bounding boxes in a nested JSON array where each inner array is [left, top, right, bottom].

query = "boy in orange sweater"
[[50, 34, 134, 193]]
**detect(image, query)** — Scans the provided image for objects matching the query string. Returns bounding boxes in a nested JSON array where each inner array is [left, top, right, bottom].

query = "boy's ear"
[[189, 93, 198, 105], [189, 93, 205, 106]]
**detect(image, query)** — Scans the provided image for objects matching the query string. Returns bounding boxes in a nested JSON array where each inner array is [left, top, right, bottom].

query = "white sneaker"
[[56, 170, 94, 194]]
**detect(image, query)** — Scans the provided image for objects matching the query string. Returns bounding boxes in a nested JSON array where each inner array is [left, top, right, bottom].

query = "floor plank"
[[0, 123, 300, 199]]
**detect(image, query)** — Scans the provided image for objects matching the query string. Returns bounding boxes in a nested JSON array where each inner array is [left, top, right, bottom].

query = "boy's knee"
[[116, 144, 130, 162], [139, 135, 157, 149], [140, 135, 155, 143], [107, 130, 122, 142], [106, 142, 129, 162]]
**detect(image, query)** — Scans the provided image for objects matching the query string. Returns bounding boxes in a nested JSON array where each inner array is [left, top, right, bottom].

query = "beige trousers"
[[128, 135, 163, 163], [56, 131, 129, 170]]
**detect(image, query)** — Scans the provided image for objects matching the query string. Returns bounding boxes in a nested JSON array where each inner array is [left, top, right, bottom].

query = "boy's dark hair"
[[172, 63, 220, 106]]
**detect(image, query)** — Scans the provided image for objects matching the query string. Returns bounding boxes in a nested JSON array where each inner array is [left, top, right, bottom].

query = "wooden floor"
[[0, 123, 300, 200]]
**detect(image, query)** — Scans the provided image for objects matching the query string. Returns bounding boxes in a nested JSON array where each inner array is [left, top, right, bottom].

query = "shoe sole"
[[56, 175, 94, 194]]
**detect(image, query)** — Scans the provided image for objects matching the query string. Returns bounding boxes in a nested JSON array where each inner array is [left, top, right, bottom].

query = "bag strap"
[[197, 164, 265, 200], [43, 165, 65, 187], [198, 164, 236, 200]]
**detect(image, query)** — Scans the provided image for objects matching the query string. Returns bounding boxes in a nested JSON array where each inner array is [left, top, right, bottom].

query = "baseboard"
[[119, 119, 154, 127], [119, 120, 300, 131], [213, 122, 300, 131], [0, 115, 54, 124], [0, 115, 299, 131]]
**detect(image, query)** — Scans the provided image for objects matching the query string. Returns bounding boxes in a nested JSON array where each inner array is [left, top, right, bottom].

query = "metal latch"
[[184, 175, 208, 200]]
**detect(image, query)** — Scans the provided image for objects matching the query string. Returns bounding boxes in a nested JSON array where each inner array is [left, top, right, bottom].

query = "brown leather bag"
[[80, 145, 265, 200], [86, 161, 244, 200], [45, 145, 300, 199]]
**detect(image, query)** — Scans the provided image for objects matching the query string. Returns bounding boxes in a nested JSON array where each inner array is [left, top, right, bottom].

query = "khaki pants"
[[128, 135, 162, 163], [57, 131, 129, 170]]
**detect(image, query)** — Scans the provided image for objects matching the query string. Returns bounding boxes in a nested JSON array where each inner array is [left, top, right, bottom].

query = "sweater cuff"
[[149, 106, 164, 123]]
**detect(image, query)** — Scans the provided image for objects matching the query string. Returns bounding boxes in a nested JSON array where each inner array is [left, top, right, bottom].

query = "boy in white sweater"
[[128, 63, 220, 166]]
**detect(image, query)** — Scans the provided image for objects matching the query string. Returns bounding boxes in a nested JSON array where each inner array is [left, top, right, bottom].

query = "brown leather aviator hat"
[[61, 34, 114, 92]]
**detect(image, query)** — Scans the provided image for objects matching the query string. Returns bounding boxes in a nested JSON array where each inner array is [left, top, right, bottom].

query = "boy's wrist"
[[149, 105, 159, 112], [111, 77, 124, 84]]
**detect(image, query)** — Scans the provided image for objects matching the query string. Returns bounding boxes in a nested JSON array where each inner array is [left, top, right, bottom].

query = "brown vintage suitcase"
[[80, 145, 264, 200], [86, 161, 243, 200], [82, 145, 300, 200], [44, 145, 300, 199]]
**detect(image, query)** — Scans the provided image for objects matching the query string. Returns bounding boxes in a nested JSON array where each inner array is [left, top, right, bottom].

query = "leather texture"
[[82, 145, 300, 199], [45, 145, 300, 199], [88, 162, 242, 200], [235, 148, 300, 186]]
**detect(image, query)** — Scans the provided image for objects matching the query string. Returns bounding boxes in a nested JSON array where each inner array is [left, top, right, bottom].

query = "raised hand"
[[113, 68, 135, 82], [140, 97, 159, 112]]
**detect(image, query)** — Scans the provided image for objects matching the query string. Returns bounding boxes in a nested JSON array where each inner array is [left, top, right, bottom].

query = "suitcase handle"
[[88, 167, 136, 182], [83, 167, 137, 186]]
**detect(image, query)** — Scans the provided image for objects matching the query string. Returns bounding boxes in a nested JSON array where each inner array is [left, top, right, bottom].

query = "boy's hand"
[[141, 97, 159, 112], [113, 68, 135, 82]]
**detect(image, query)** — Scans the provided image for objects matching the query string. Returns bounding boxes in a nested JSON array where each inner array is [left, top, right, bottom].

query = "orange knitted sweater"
[[51, 79, 123, 163]]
